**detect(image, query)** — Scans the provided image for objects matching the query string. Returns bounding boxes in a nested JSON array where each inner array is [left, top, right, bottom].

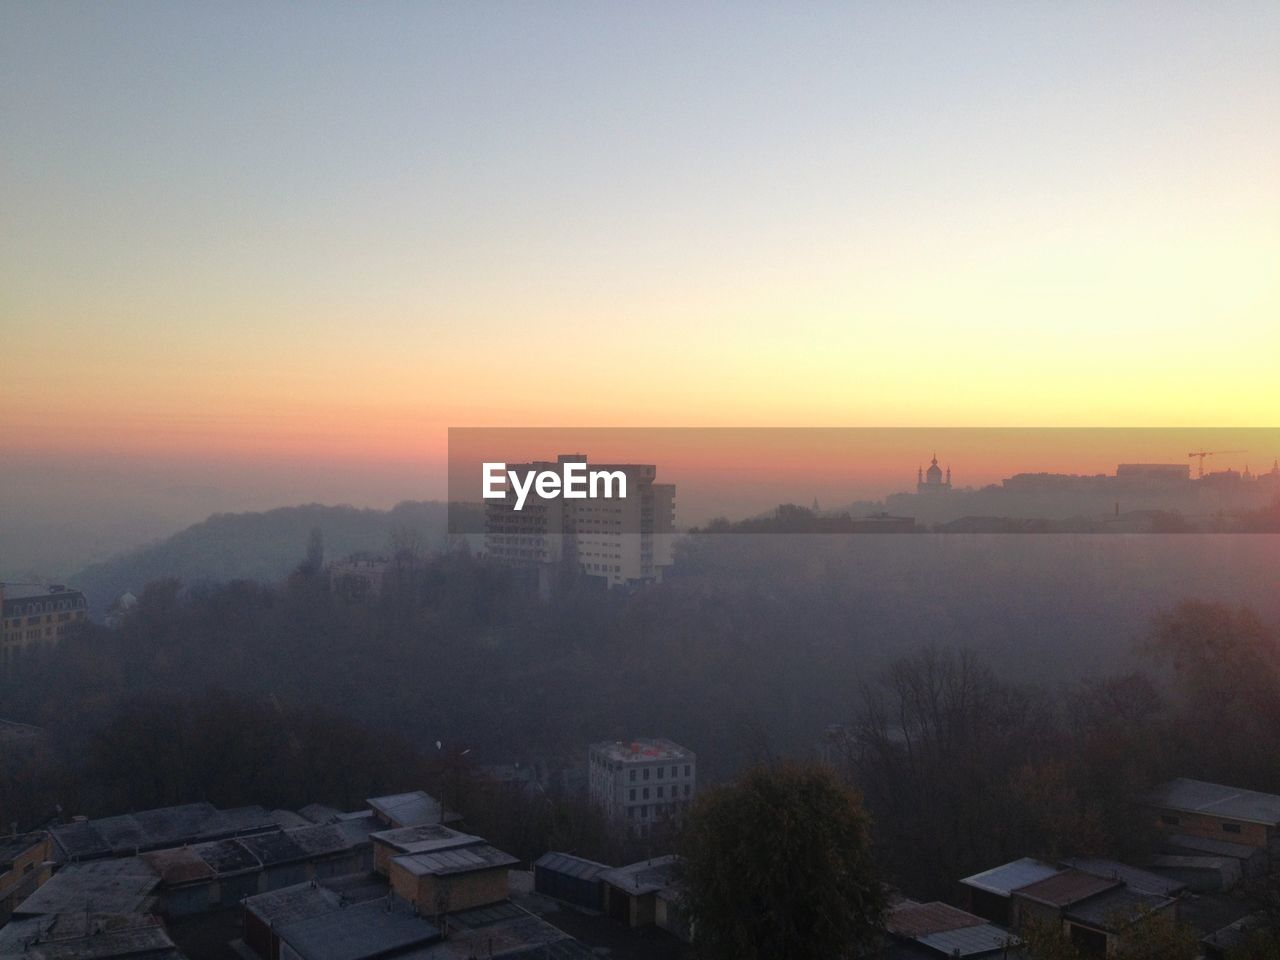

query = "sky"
[[1, 1, 1278, 571]]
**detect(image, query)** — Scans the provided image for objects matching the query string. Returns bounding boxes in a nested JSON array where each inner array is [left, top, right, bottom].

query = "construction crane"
[[1188, 450, 1249, 479]]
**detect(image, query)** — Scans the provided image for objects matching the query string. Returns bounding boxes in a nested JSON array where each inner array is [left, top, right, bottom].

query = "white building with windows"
[[588, 739, 696, 834], [484, 454, 675, 589]]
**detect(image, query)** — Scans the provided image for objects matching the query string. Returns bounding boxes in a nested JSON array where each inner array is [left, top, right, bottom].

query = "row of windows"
[[629, 784, 693, 802], [627, 800, 691, 819], [5, 610, 86, 626], [628, 764, 693, 782], [3, 598, 85, 617]]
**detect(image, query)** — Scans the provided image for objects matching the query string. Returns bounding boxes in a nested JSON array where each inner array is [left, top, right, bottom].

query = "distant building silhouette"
[[917, 454, 952, 494]]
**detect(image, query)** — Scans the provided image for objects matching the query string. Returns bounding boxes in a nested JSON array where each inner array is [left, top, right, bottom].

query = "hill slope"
[[71, 501, 451, 614]]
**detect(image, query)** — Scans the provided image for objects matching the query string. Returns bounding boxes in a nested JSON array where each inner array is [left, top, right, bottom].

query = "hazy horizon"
[[3, 1, 1278, 575]]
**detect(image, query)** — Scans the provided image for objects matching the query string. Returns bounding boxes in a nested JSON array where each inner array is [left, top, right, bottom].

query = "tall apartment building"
[[1, 583, 88, 668], [484, 454, 675, 588], [588, 739, 696, 834]]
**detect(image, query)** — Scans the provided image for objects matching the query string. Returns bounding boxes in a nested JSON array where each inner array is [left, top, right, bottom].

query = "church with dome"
[[917, 454, 952, 494]]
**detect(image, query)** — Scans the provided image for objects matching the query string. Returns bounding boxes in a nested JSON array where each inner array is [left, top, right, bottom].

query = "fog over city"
[[2, 2, 1278, 958]]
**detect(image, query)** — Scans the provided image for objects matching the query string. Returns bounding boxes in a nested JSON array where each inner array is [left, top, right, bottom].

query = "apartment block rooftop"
[[589, 739, 694, 764]]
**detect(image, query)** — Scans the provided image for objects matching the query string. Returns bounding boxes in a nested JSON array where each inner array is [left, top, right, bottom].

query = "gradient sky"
[[2, 2, 1278, 569]]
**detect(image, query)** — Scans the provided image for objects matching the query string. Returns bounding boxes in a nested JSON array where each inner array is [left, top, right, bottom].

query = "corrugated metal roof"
[[365, 792, 459, 828], [50, 803, 277, 861], [0, 925, 176, 960], [888, 901, 985, 938], [1149, 778, 1280, 826], [1013, 869, 1119, 908], [235, 830, 310, 867], [140, 846, 216, 885], [1059, 858, 1186, 898], [371, 824, 479, 855], [916, 923, 1018, 956], [0, 834, 46, 869], [276, 898, 440, 960], [288, 824, 355, 858], [1064, 887, 1172, 931], [960, 858, 1061, 897], [1203, 914, 1265, 951], [192, 838, 260, 876], [244, 884, 342, 928], [534, 852, 610, 882], [392, 844, 518, 878], [317, 872, 390, 905], [599, 855, 680, 896], [14, 860, 160, 917]]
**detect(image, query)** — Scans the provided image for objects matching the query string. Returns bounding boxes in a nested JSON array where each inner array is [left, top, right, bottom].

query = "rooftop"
[[288, 824, 359, 859], [391, 844, 518, 878], [915, 923, 1018, 957], [365, 792, 460, 828], [534, 852, 611, 882], [14, 859, 160, 918], [421, 901, 591, 959], [1012, 869, 1120, 908], [960, 858, 1061, 897], [598, 855, 680, 896], [1064, 886, 1174, 932], [237, 830, 314, 868], [0, 924, 176, 960], [138, 847, 215, 886], [370, 824, 481, 856], [888, 901, 985, 939], [50, 803, 277, 861], [0, 833, 47, 868], [189, 839, 260, 877], [589, 740, 694, 764], [1149, 778, 1280, 826], [0, 913, 162, 954], [2, 586, 87, 619], [244, 883, 343, 928], [276, 898, 441, 960], [1059, 857, 1186, 898]]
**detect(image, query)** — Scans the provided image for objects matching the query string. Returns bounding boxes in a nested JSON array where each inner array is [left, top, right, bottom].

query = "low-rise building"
[[0, 911, 183, 960], [598, 855, 680, 929], [533, 852, 609, 912], [1, 584, 88, 667], [885, 898, 1019, 958], [369, 824, 480, 876], [276, 896, 440, 960], [327, 556, 396, 600], [587, 739, 696, 835], [959, 857, 1062, 925], [1, 833, 52, 923], [1148, 778, 1280, 868], [49, 802, 280, 863], [961, 857, 1179, 956], [12, 858, 161, 919], [366, 792, 461, 831], [387, 844, 518, 916]]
